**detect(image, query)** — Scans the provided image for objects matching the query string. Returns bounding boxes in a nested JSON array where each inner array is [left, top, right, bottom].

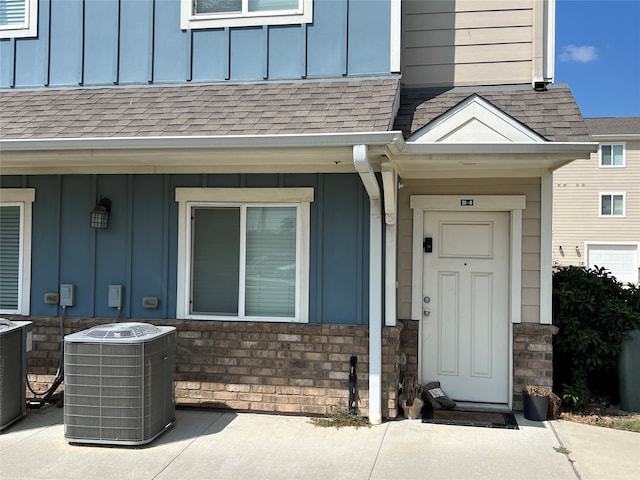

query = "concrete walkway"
[[1, 405, 638, 480]]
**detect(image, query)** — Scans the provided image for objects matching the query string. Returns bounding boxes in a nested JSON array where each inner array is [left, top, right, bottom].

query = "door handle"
[[423, 309, 431, 316]]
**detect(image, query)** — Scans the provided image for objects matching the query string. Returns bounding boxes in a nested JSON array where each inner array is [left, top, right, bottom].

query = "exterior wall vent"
[[0, 319, 32, 430], [64, 322, 176, 445]]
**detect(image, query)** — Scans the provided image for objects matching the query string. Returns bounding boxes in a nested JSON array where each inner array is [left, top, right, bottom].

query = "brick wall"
[[394, 320, 557, 412], [21, 316, 556, 414], [512, 323, 558, 410], [19, 317, 403, 420], [398, 319, 419, 381]]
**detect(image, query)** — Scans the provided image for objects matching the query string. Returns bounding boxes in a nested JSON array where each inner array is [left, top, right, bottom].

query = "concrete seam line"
[[368, 422, 391, 480], [548, 420, 582, 480]]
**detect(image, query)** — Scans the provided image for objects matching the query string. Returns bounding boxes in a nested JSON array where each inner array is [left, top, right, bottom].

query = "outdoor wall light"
[[558, 245, 564, 256], [90, 197, 111, 229]]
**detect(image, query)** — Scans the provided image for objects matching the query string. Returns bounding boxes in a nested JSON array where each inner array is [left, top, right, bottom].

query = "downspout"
[[353, 144, 383, 425]]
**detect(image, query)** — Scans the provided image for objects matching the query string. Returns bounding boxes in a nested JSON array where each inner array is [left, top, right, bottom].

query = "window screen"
[[191, 205, 297, 318], [601, 145, 624, 166]]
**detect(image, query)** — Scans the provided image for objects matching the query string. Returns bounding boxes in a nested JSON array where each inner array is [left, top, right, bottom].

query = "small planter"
[[401, 397, 424, 420], [523, 393, 549, 421], [400, 376, 424, 419]]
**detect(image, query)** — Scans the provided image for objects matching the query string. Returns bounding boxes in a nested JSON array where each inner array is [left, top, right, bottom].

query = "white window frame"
[[599, 192, 626, 217], [0, 0, 38, 39], [0, 189, 34, 315], [599, 143, 626, 168], [181, 0, 312, 30], [176, 188, 313, 322]]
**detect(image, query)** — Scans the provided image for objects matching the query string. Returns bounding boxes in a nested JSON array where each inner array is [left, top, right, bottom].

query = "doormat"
[[422, 409, 518, 429]]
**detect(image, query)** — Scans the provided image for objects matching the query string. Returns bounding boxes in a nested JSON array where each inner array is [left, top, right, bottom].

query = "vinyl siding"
[[402, 0, 538, 87], [553, 139, 640, 270], [397, 177, 541, 323]]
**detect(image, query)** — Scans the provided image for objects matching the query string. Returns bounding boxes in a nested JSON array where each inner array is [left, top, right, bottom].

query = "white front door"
[[421, 210, 510, 404]]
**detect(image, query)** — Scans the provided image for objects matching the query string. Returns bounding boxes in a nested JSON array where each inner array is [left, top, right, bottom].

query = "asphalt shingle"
[[394, 84, 591, 142], [585, 117, 640, 136], [0, 77, 400, 140]]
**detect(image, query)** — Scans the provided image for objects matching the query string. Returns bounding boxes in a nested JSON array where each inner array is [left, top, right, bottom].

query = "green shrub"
[[553, 266, 640, 407]]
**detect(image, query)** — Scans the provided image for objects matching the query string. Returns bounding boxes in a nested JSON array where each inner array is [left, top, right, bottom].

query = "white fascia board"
[[401, 142, 598, 156], [0, 132, 404, 152], [590, 134, 640, 140]]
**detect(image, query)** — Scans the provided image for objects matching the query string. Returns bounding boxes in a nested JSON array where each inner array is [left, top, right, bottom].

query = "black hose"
[[26, 307, 66, 408]]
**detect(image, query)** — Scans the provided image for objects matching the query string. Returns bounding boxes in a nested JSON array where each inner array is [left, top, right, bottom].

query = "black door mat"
[[422, 408, 519, 429]]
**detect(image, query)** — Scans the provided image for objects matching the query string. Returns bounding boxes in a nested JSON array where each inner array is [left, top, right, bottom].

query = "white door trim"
[[410, 195, 526, 409]]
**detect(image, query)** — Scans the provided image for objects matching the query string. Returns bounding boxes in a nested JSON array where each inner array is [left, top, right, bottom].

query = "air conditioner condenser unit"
[[64, 322, 176, 445], [0, 319, 32, 431]]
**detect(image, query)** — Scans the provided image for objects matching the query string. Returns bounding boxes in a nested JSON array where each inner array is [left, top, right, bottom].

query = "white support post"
[[353, 144, 383, 425]]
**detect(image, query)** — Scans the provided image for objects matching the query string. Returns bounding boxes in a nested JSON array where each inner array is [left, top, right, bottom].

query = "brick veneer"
[[20, 316, 555, 414], [395, 319, 558, 412], [19, 317, 403, 420], [398, 319, 419, 381], [512, 323, 558, 410]]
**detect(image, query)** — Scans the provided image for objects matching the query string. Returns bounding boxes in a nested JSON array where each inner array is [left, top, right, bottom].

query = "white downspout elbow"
[[353, 144, 383, 425]]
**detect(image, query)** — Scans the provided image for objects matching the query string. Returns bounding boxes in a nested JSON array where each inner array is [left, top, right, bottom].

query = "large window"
[[600, 144, 625, 167], [176, 188, 313, 322], [600, 193, 625, 217], [181, 0, 312, 29], [0, 189, 34, 315], [0, 0, 38, 39]]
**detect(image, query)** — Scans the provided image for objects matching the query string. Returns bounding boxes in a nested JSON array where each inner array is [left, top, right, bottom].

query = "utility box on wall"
[[64, 323, 176, 445]]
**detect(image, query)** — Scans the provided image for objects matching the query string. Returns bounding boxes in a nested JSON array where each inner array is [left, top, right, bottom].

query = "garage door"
[[587, 245, 639, 284]]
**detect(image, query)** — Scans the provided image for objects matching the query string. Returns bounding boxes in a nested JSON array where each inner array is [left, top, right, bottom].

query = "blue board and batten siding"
[[0, 0, 392, 88], [0, 174, 371, 325]]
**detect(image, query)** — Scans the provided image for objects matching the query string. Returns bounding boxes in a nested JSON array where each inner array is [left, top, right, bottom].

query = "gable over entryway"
[[389, 85, 596, 410]]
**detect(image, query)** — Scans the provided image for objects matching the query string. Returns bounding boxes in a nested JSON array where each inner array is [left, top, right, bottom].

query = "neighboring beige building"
[[553, 117, 640, 284]]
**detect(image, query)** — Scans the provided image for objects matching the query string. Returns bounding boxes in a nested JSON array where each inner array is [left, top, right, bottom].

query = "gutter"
[[0, 132, 404, 152], [353, 144, 383, 425]]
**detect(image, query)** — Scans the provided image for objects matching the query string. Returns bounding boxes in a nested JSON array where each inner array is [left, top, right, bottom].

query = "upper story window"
[[0, 0, 38, 39], [0, 189, 34, 315], [176, 188, 313, 322], [181, 0, 312, 30], [600, 193, 625, 217], [600, 144, 625, 167]]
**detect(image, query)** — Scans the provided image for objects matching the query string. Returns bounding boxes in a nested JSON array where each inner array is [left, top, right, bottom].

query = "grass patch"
[[561, 413, 640, 433], [309, 405, 371, 429], [554, 446, 571, 455]]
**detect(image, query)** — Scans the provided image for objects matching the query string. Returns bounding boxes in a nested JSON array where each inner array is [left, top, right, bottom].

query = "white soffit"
[[408, 95, 546, 144]]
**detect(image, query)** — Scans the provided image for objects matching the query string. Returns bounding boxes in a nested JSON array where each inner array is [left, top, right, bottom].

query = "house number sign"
[[460, 199, 474, 206]]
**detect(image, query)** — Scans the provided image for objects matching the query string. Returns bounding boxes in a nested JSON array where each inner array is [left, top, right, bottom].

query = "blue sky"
[[555, 0, 640, 118]]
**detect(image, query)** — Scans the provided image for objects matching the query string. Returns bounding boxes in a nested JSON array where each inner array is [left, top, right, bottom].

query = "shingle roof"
[[394, 84, 591, 142], [0, 77, 400, 140], [585, 117, 640, 136]]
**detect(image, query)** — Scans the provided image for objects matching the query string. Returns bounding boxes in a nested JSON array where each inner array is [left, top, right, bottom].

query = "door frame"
[[410, 195, 526, 409]]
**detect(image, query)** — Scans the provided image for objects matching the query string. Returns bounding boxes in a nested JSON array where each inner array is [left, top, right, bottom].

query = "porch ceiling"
[[386, 141, 598, 179]]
